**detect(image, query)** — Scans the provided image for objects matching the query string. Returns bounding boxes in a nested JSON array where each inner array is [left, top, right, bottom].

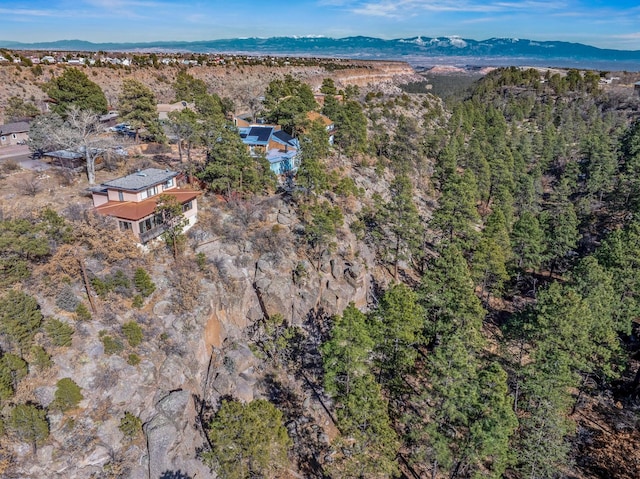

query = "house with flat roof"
[[90, 168, 200, 244], [238, 124, 301, 176], [0, 121, 30, 147]]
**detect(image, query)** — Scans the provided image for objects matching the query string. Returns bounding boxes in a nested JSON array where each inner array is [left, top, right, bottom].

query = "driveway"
[[0, 144, 50, 171]]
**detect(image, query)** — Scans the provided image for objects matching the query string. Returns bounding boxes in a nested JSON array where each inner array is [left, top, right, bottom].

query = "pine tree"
[[511, 211, 545, 273], [44, 318, 74, 347], [369, 283, 423, 387], [330, 373, 400, 479], [420, 243, 485, 347], [321, 303, 374, 397], [43, 67, 107, 115], [0, 290, 43, 356], [375, 175, 424, 279], [204, 399, 292, 479], [0, 353, 28, 400], [118, 79, 163, 142], [122, 321, 143, 348], [52, 378, 83, 412], [8, 403, 49, 455], [134, 268, 156, 298]]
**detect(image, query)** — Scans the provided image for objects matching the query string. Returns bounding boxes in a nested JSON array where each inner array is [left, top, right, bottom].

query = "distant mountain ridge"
[[1, 36, 639, 70]]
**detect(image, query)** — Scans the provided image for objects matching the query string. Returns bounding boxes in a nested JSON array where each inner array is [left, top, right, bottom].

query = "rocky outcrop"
[[144, 390, 211, 479]]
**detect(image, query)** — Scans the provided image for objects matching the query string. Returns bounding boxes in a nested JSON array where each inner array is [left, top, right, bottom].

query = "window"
[[164, 178, 174, 189], [182, 201, 193, 212], [118, 220, 131, 231], [144, 186, 158, 198], [118, 191, 124, 201], [138, 214, 162, 234]]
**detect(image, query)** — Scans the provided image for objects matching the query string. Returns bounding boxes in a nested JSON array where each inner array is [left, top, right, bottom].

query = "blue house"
[[238, 125, 301, 176]]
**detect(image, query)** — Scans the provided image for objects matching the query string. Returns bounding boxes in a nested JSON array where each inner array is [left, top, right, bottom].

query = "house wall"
[[106, 180, 177, 203], [0, 131, 28, 147], [107, 190, 138, 202], [92, 193, 109, 207], [116, 197, 198, 243]]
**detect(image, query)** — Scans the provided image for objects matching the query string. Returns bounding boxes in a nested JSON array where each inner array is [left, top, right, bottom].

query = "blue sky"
[[1, 1, 639, 50]]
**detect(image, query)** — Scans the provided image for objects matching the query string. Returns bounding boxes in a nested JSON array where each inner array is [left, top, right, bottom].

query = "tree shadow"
[[159, 470, 192, 479]]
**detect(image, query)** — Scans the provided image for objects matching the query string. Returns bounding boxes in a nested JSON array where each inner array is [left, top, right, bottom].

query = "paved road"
[[0, 145, 50, 171]]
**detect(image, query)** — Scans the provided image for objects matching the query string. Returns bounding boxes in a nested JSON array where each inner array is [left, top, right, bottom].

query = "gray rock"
[[77, 444, 111, 468], [157, 390, 190, 424]]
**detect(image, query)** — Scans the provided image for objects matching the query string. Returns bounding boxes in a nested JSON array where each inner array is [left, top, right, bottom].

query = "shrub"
[[75, 303, 92, 321], [0, 290, 43, 355], [122, 321, 143, 348], [132, 294, 144, 309], [99, 331, 124, 355], [56, 286, 80, 312], [196, 252, 207, 271], [134, 268, 155, 297], [119, 412, 142, 439], [52, 378, 83, 411], [30, 345, 53, 370], [0, 353, 28, 400], [44, 318, 74, 347], [127, 353, 141, 366]]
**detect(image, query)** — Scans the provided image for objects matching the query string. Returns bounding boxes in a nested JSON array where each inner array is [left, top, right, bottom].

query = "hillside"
[[0, 60, 640, 479], [0, 58, 418, 122]]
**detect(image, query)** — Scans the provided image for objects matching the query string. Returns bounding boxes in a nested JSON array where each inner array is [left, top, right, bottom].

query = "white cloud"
[[350, 0, 567, 18]]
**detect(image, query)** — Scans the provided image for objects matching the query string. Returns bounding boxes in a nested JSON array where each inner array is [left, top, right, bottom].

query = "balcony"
[[139, 225, 167, 244]]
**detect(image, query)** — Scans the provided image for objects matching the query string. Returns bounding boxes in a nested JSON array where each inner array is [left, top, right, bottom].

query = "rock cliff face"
[[0, 59, 418, 120], [4, 189, 376, 478]]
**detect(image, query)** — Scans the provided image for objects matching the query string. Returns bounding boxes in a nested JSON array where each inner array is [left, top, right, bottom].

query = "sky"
[[1, 0, 640, 50]]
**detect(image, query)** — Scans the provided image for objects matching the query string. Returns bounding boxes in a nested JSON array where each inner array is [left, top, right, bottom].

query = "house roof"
[[101, 168, 179, 192], [44, 149, 84, 160], [306, 111, 334, 127], [272, 130, 298, 148], [95, 190, 199, 221], [266, 148, 298, 165], [239, 126, 274, 145], [0, 121, 30, 135]]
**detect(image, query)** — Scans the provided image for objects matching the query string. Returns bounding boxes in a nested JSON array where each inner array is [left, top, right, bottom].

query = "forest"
[[0, 61, 639, 478]]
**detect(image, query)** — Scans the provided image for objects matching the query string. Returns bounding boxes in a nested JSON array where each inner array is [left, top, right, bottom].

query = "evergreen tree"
[[375, 175, 424, 279], [43, 67, 107, 115], [134, 268, 156, 297], [297, 120, 330, 195], [369, 283, 423, 386], [167, 108, 201, 162], [8, 403, 49, 455], [0, 290, 43, 356], [44, 318, 74, 347], [173, 70, 208, 102], [118, 79, 163, 142], [330, 373, 400, 479], [334, 100, 367, 156], [321, 303, 374, 397], [155, 194, 188, 259], [511, 211, 545, 273], [431, 169, 480, 246], [473, 210, 511, 300], [52, 377, 83, 412], [204, 399, 292, 479], [420, 243, 485, 346], [0, 353, 28, 400], [199, 120, 275, 196]]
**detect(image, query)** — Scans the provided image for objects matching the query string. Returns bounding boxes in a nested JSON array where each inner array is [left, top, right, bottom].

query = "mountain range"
[[1, 36, 639, 71]]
